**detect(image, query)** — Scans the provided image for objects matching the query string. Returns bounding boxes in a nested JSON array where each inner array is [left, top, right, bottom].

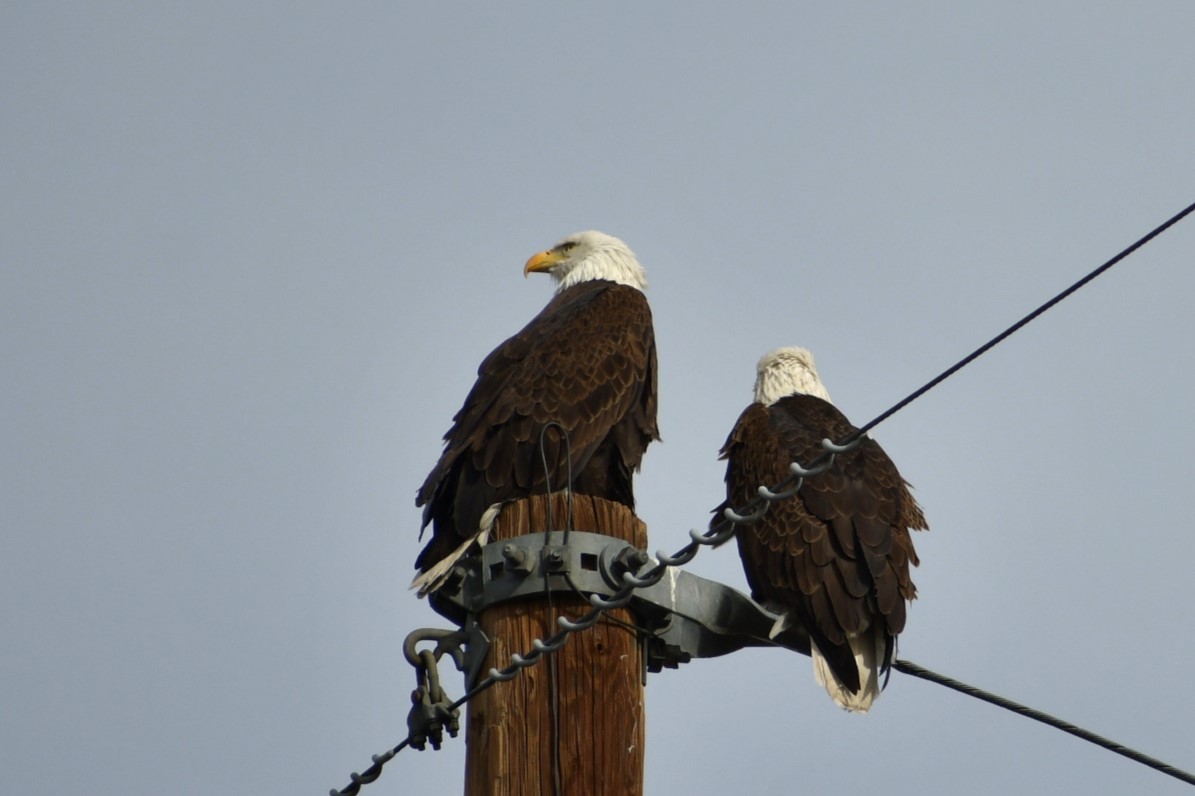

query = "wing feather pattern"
[[416, 281, 658, 579], [715, 394, 926, 708]]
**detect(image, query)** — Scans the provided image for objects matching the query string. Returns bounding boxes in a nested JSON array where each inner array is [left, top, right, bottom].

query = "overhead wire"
[[537, 422, 572, 796], [851, 199, 1195, 440], [895, 659, 1195, 787]]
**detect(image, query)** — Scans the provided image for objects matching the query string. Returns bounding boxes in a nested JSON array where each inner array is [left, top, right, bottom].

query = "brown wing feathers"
[[416, 280, 658, 573], [719, 394, 925, 695]]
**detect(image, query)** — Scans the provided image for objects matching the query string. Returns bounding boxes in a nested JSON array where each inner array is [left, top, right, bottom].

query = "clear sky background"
[[3, 4, 1194, 795]]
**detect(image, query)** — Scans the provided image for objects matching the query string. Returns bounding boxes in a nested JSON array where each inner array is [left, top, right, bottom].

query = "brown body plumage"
[[715, 348, 926, 711]]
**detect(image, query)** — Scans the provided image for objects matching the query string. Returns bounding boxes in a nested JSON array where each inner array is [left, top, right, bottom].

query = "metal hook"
[[589, 590, 633, 610], [621, 565, 664, 589], [758, 480, 803, 501], [532, 635, 568, 654], [821, 436, 860, 454], [723, 502, 768, 524], [487, 666, 518, 682]]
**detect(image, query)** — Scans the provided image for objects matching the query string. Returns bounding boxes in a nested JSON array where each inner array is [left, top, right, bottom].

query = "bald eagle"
[[714, 348, 926, 712], [414, 231, 660, 608]]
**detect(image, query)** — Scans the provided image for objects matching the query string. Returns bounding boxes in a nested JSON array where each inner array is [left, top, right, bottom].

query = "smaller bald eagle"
[[714, 348, 926, 712], [413, 231, 659, 609]]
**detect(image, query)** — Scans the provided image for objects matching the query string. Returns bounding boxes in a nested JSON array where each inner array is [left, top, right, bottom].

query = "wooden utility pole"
[[463, 492, 647, 796]]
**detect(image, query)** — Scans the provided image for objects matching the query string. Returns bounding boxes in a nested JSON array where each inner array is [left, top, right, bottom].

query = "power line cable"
[[538, 421, 578, 796], [895, 659, 1195, 787], [851, 199, 1195, 440]]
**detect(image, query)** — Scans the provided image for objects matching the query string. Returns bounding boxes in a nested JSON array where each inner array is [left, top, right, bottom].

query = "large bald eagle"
[[413, 231, 660, 605], [714, 347, 926, 712]]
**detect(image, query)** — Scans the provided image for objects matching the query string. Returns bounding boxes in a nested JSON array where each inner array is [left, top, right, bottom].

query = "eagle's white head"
[[523, 230, 647, 293], [754, 346, 833, 406]]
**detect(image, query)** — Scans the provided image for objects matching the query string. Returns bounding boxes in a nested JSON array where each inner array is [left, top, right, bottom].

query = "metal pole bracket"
[[428, 530, 813, 675]]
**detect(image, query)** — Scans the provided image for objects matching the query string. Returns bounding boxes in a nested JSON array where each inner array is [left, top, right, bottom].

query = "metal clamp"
[[426, 530, 813, 673], [402, 629, 467, 750]]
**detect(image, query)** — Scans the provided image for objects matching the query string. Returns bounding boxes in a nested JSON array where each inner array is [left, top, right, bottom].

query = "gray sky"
[[3, 3, 1194, 794]]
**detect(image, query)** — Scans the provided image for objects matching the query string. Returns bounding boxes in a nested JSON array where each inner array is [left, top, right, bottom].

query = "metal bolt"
[[502, 543, 530, 572]]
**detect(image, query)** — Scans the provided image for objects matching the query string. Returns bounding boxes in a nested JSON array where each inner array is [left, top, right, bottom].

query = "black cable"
[[538, 421, 576, 543], [895, 659, 1195, 787], [537, 422, 572, 796], [545, 589, 563, 796], [850, 200, 1195, 441]]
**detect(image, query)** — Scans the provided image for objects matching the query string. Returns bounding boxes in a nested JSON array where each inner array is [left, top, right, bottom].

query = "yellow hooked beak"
[[523, 248, 567, 277]]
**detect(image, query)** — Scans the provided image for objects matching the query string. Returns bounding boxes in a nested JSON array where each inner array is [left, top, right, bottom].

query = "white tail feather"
[[810, 627, 887, 713], [409, 502, 503, 597]]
